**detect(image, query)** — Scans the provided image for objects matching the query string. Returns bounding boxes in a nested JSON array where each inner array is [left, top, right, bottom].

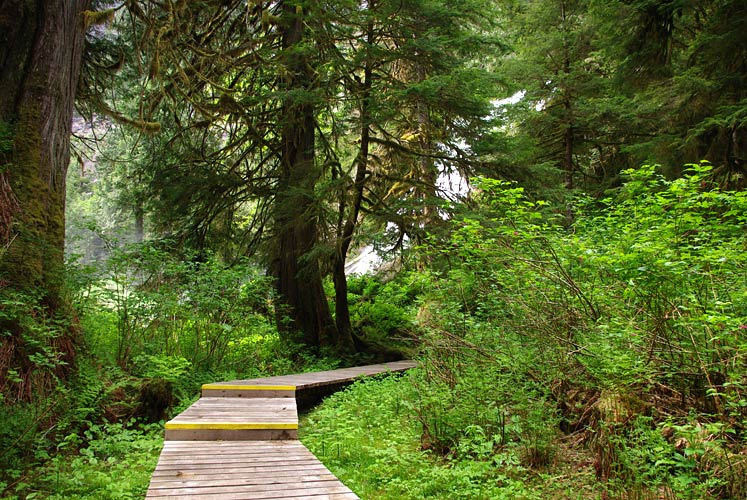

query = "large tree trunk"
[[274, 1, 337, 349], [0, 0, 89, 401]]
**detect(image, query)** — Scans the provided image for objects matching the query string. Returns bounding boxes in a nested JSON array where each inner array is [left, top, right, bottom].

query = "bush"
[[408, 163, 747, 498]]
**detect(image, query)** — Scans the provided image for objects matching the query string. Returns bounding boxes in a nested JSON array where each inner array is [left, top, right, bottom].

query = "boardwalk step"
[[147, 440, 358, 499], [201, 384, 296, 398], [148, 361, 416, 498], [201, 360, 416, 397], [164, 397, 298, 441]]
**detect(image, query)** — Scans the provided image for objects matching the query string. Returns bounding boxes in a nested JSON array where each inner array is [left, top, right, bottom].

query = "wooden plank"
[[164, 397, 299, 440], [166, 423, 298, 430], [154, 455, 323, 465], [158, 441, 307, 449], [203, 361, 416, 396], [154, 454, 318, 466], [146, 439, 359, 498], [201, 386, 296, 399], [157, 449, 312, 459], [154, 461, 324, 472], [189, 400, 296, 407], [149, 473, 340, 489], [164, 428, 298, 441], [201, 383, 296, 399], [147, 361, 416, 498], [148, 493, 358, 500], [157, 450, 317, 460], [155, 441, 314, 454], [174, 397, 296, 410], [146, 441, 357, 500], [170, 399, 296, 417], [153, 463, 325, 475], [151, 465, 329, 476], [202, 384, 296, 391], [146, 482, 356, 497]]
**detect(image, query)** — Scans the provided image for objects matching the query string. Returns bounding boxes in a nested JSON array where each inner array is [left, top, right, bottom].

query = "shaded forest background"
[[1, 0, 747, 498]]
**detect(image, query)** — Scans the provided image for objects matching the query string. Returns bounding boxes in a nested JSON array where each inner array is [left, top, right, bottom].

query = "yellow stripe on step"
[[201, 384, 296, 391], [165, 422, 298, 430]]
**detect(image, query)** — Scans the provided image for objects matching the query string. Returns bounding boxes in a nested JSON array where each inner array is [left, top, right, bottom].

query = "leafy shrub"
[[346, 273, 424, 352], [409, 163, 747, 497], [8, 422, 163, 500], [302, 372, 599, 499]]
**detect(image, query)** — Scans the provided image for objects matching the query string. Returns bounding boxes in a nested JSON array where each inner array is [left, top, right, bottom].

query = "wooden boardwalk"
[[146, 361, 416, 499]]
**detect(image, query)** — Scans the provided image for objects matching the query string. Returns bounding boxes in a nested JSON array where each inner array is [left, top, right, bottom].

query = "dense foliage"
[[2, 0, 747, 498], [303, 163, 747, 499], [0, 244, 341, 498]]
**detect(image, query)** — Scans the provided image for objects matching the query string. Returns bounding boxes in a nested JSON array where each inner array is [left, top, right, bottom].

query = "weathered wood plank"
[[146, 439, 360, 498], [164, 428, 298, 441], [149, 473, 340, 489], [154, 464, 325, 475], [146, 482, 356, 497], [148, 361, 416, 498], [148, 493, 358, 500], [173, 397, 297, 412], [154, 455, 316, 466], [151, 467, 330, 481], [201, 361, 416, 396], [156, 450, 312, 459], [155, 452, 318, 464], [158, 442, 307, 450], [163, 397, 299, 441], [156, 452, 316, 461], [158, 442, 309, 452], [152, 463, 326, 476]]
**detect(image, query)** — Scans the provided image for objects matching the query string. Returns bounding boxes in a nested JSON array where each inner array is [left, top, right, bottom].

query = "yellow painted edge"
[[165, 422, 298, 430], [201, 384, 296, 391]]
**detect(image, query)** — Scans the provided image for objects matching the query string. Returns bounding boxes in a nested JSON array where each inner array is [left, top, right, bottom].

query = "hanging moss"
[[97, 103, 162, 134], [82, 8, 116, 29]]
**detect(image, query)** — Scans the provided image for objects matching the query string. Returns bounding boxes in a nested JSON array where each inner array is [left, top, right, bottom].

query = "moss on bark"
[[0, 0, 90, 402]]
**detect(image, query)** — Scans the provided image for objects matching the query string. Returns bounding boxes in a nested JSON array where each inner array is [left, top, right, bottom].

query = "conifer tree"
[[113, 0, 500, 351], [0, 0, 90, 400], [501, 0, 616, 198]]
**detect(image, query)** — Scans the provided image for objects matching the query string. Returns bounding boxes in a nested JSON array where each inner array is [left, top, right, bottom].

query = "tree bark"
[[560, 0, 575, 223], [331, 19, 376, 352], [274, 1, 337, 348], [0, 0, 90, 400]]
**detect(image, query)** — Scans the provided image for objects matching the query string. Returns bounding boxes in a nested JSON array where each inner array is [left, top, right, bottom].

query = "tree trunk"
[[563, 110, 574, 191], [274, 1, 337, 348], [0, 0, 90, 401], [331, 22, 376, 352], [134, 203, 145, 244], [560, 0, 574, 222]]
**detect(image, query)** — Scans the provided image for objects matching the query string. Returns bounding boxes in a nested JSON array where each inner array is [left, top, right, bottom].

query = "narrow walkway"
[[146, 361, 416, 499]]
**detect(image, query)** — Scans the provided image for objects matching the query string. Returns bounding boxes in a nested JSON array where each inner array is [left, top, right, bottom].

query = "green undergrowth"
[[1, 245, 343, 499], [300, 373, 603, 500], [304, 163, 747, 500], [6, 422, 162, 500]]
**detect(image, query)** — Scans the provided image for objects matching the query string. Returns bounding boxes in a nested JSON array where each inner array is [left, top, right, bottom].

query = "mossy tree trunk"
[[0, 0, 89, 400], [274, 1, 340, 350]]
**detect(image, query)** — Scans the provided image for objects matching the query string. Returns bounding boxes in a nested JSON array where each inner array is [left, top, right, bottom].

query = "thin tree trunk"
[[332, 19, 376, 352], [134, 203, 145, 244], [561, 0, 574, 222], [413, 57, 438, 271], [564, 111, 574, 191]]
